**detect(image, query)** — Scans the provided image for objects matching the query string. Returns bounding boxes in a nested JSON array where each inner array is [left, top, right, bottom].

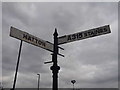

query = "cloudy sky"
[[2, 1, 118, 88]]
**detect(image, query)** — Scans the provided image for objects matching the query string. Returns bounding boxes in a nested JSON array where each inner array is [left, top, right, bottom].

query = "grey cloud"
[[2, 2, 118, 88]]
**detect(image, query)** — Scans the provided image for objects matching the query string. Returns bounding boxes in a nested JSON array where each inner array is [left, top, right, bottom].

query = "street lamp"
[[37, 74, 40, 90], [71, 80, 76, 90]]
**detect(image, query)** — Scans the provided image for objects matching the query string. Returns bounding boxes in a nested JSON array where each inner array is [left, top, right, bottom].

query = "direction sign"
[[10, 26, 53, 52], [58, 25, 111, 45]]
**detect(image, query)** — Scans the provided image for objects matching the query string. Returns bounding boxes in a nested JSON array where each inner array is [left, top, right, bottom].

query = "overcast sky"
[[2, 2, 118, 88]]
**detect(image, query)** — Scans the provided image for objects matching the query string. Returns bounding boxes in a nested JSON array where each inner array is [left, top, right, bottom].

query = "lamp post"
[[37, 74, 40, 90], [71, 80, 76, 90]]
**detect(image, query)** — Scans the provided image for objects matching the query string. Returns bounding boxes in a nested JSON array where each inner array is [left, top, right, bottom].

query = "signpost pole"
[[37, 74, 40, 90], [50, 28, 60, 90], [12, 40, 23, 90]]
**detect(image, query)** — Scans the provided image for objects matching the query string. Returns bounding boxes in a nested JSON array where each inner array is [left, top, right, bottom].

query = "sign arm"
[[58, 25, 111, 45]]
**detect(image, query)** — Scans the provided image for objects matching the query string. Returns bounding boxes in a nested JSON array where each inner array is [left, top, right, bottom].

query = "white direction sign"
[[58, 25, 111, 45], [10, 26, 53, 52]]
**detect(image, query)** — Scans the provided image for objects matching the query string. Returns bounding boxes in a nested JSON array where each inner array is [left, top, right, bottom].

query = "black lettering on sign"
[[76, 33, 79, 39], [90, 30, 95, 36], [31, 37, 35, 42], [97, 28, 103, 34], [72, 34, 76, 40], [87, 31, 92, 36], [84, 32, 88, 37], [38, 40, 46, 47], [67, 35, 72, 41], [35, 38, 38, 44], [99, 28, 103, 33], [95, 29, 99, 35], [76, 33, 83, 39], [78, 33, 83, 39], [23, 34, 28, 39], [103, 27, 108, 32], [94, 29, 98, 35], [22, 33, 46, 47], [94, 29, 97, 35], [28, 36, 32, 41]]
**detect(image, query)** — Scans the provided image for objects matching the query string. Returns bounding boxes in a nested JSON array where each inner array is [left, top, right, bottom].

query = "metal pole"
[[37, 74, 40, 90], [50, 28, 60, 90], [71, 80, 76, 90], [73, 84, 74, 90], [12, 40, 23, 90]]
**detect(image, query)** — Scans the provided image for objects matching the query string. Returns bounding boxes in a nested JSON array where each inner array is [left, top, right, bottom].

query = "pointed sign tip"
[[55, 28, 57, 32], [54, 28, 58, 36]]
